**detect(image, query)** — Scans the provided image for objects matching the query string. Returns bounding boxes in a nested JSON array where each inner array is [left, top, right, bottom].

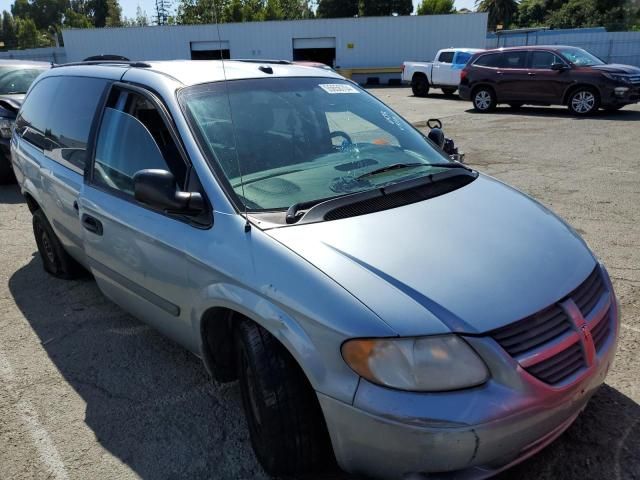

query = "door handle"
[[496, 71, 504, 75], [73, 201, 79, 212], [81, 214, 103, 236], [528, 72, 536, 76]]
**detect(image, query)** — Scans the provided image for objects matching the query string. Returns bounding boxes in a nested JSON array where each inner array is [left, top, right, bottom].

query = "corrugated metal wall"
[[487, 28, 640, 67], [62, 14, 488, 67], [0, 47, 66, 63]]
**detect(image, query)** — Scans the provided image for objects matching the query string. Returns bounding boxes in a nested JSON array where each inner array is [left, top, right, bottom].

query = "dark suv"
[[459, 46, 640, 115]]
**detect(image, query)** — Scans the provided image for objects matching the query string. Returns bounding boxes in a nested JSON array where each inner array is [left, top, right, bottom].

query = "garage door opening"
[[293, 37, 336, 67], [190, 41, 230, 60]]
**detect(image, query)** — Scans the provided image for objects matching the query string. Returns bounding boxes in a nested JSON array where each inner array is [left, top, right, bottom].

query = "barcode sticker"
[[319, 84, 360, 94]]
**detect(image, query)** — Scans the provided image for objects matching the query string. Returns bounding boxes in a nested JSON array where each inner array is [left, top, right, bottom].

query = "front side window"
[[180, 78, 458, 211], [0, 66, 47, 95], [557, 47, 604, 67], [93, 90, 186, 196], [529, 51, 564, 69]]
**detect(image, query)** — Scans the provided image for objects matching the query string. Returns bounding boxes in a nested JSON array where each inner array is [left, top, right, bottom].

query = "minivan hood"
[[266, 175, 596, 336], [590, 63, 640, 74]]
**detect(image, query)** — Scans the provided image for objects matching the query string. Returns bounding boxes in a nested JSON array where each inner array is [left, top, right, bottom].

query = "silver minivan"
[[11, 60, 619, 480]]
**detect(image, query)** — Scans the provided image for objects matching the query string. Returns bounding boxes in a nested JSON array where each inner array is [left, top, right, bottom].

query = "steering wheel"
[[330, 130, 353, 146]]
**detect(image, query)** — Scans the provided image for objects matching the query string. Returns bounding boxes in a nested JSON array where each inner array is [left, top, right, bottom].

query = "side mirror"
[[133, 169, 204, 213], [551, 63, 568, 71]]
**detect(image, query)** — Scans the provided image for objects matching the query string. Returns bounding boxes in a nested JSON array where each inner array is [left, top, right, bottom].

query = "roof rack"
[[234, 59, 292, 65], [52, 60, 152, 69]]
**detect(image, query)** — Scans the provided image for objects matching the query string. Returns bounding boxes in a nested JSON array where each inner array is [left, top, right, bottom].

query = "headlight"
[[603, 72, 630, 83], [0, 117, 14, 139], [341, 335, 489, 392]]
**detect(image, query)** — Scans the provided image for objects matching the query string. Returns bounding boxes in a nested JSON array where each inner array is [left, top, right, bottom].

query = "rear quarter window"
[[16, 76, 61, 150]]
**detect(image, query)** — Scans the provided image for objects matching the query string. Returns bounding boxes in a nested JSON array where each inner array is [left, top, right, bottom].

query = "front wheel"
[[568, 88, 600, 116], [473, 87, 497, 112], [442, 87, 457, 96], [235, 320, 332, 476]]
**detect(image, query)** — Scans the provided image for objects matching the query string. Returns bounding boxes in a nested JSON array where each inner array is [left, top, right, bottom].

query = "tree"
[[2, 11, 17, 49], [514, 0, 545, 26], [358, 0, 413, 16], [88, 0, 123, 27], [417, 0, 455, 15], [63, 8, 93, 27], [316, 0, 358, 18], [476, 0, 518, 29], [16, 17, 39, 48]]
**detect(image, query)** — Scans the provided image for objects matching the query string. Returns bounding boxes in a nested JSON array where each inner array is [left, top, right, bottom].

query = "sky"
[[0, 0, 478, 24]]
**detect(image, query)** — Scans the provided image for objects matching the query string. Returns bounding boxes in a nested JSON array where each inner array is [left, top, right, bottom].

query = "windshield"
[[179, 77, 453, 211], [0, 67, 47, 95], [557, 47, 605, 67]]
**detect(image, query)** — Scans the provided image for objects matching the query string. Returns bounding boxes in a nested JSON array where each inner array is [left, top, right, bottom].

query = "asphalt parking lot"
[[1, 87, 639, 480]]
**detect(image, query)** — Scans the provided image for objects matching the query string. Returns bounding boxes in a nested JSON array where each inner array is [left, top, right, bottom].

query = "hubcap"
[[571, 91, 595, 113], [41, 231, 56, 264], [475, 91, 492, 110]]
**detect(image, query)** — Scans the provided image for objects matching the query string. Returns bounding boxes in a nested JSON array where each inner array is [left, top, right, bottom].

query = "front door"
[[79, 84, 200, 352], [526, 50, 572, 103], [432, 50, 454, 86]]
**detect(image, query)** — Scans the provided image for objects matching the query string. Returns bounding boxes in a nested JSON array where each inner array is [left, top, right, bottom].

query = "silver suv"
[[11, 60, 619, 479]]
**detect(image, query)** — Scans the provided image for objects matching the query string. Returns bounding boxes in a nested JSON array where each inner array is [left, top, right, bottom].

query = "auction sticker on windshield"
[[319, 84, 360, 94]]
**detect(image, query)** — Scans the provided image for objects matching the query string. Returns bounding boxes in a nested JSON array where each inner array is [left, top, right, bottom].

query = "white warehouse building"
[[62, 13, 488, 84]]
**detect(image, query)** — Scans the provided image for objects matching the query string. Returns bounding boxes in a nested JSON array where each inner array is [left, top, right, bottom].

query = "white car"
[[402, 48, 484, 97]]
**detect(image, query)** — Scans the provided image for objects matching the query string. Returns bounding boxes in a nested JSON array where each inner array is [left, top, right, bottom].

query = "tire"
[[0, 158, 15, 185], [235, 320, 332, 476], [472, 87, 497, 112], [568, 88, 600, 116], [32, 209, 84, 279], [411, 75, 430, 97], [509, 103, 523, 110], [442, 87, 457, 96]]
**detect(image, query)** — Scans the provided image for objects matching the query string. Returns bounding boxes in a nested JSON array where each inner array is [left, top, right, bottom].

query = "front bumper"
[[601, 82, 640, 106], [319, 296, 618, 479]]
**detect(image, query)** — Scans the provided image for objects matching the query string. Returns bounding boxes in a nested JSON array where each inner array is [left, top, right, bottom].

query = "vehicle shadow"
[[8, 256, 269, 480], [9, 256, 639, 480], [465, 105, 640, 121], [0, 184, 25, 204]]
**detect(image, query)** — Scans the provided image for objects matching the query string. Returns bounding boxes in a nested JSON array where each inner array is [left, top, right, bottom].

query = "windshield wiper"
[[286, 195, 346, 224], [357, 161, 469, 180], [356, 163, 427, 180]]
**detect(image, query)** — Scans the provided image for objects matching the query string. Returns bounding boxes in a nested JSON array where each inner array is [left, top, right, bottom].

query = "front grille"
[[592, 309, 611, 352], [492, 305, 571, 357], [628, 74, 640, 84], [571, 267, 606, 318], [526, 342, 585, 385], [491, 266, 611, 386]]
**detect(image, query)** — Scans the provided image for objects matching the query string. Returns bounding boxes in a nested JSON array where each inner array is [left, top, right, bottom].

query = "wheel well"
[[563, 84, 599, 105], [24, 193, 40, 213], [412, 72, 428, 83], [200, 308, 311, 387]]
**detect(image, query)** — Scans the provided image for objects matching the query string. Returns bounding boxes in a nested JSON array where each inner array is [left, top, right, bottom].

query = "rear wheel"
[[411, 75, 430, 97], [472, 87, 496, 112], [235, 320, 333, 476], [442, 87, 457, 96], [32, 209, 84, 279], [568, 88, 600, 116]]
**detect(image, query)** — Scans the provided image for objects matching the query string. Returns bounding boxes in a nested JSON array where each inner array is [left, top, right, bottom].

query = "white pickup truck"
[[402, 48, 483, 97]]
